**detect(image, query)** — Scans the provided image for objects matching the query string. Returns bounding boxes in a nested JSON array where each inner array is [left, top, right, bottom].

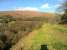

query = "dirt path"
[[10, 30, 37, 50], [64, 24, 67, 28]]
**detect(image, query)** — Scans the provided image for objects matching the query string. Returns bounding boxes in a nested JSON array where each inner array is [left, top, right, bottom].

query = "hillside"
[[0, 11, 66, 50], [0, 13, 50, 50], [10, 23, 67, 50], [0, 11, 55, 18]]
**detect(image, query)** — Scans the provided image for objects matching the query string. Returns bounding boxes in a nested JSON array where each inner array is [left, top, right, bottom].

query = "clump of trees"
[[59, 0, 67, 24]]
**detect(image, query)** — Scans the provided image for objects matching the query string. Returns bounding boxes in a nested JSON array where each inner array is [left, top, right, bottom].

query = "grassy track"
[[11, 23, 67, 50]]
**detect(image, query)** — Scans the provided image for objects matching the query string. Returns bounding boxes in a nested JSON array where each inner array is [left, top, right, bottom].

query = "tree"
[[60, 0, 67, 24]]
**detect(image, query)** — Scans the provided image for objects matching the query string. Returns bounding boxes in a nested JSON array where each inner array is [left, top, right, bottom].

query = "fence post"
[[40, 45, 48, 50]]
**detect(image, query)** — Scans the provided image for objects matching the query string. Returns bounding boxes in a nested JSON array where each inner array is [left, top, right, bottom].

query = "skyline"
[[0, 0, 63, 12]]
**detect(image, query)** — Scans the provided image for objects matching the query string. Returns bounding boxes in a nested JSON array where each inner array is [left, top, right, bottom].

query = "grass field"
[[11, 23, 67, 50], [31, 23, 67, 50]]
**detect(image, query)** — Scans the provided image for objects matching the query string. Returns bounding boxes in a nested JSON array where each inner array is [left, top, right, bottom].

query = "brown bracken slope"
[[0, 11, 55, 18]]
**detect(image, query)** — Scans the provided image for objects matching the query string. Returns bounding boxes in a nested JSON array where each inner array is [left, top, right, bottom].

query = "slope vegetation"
[[11, 23, 67, 50]]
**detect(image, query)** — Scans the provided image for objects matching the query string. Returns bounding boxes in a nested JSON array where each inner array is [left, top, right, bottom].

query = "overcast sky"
[[0, 0, 63, 12]]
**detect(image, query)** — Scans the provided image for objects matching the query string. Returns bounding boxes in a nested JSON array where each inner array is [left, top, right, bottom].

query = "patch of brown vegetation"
[[0, 11, 55, 18]]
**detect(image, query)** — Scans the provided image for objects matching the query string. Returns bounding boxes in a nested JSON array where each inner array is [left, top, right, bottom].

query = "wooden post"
[[40, 45, 48, 50]]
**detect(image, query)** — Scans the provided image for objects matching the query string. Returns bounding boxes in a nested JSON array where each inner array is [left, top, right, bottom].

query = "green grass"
[[31, 23, 67, 50], [52, 42, 67, 50], [23, 23, 67, 50]]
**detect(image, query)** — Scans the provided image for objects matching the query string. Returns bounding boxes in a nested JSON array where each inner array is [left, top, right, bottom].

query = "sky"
[[0, 0, 63, 12]]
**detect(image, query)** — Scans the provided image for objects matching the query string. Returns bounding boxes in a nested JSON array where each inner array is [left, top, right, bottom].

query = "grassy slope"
[[31, 23, 67, 50], [11, 23, 67, 50]]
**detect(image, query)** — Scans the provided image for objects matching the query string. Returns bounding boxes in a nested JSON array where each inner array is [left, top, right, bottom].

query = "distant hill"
[[0, 11, 55, 18]]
